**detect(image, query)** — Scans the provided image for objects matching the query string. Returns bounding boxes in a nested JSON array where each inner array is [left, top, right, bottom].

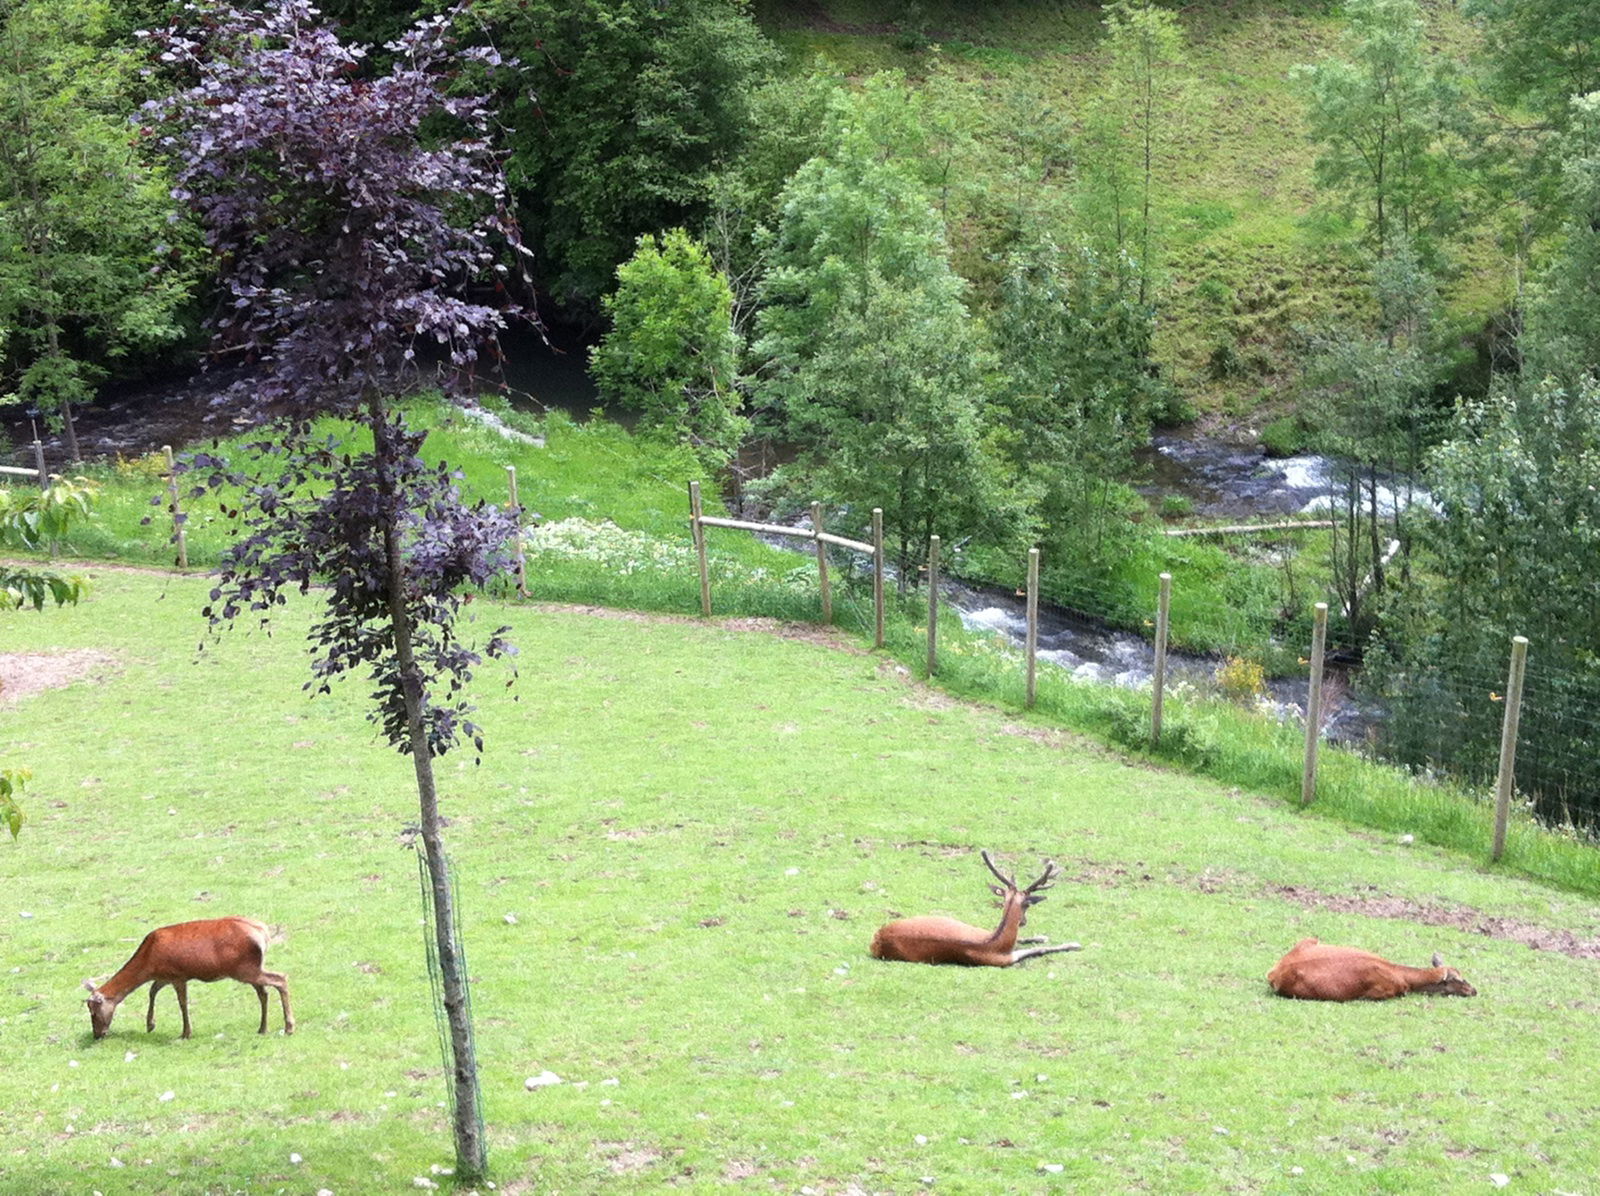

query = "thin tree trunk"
[[371, 396, 487, 1180]]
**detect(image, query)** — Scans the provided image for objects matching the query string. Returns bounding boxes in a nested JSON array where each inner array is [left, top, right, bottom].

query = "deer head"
[[1419, 952, 1477, 997], [981, 851, 1058, 926], [83, 979, 115, 1038]]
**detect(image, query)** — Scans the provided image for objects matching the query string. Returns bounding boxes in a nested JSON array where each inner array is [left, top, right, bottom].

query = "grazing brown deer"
[[83, 917, 294, 1039], [869, 851, 1082, 967], [1267, 937, 1476, 1002]]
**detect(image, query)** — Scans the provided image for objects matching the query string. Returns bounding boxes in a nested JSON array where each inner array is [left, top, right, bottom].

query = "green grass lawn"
[[4, 570, 1600, 1193]]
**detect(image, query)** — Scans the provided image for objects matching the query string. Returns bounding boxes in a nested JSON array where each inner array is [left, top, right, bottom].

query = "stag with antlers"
[[869, 851, 1082, 967]]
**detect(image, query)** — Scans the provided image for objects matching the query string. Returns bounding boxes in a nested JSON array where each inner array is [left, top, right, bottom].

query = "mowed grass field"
[[4, 570, 1600, 1194]]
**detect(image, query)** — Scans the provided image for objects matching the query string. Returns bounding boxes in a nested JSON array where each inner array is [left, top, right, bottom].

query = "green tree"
[[1089, 0, 1188, 304], [1294, 0, 1464, 261], [754, 94, 1002, 581], [1302, 242, 1444, 640], [1522, 93, 1600, 383], [994, 236, 1161, 571], [591, 229, 746, 467], [0, 0, 192, 461], [480, 0, 774, 312], [705, 66, 841, 340], [1371, 374, 1600, 823], [1467, 0, 1600, 147]]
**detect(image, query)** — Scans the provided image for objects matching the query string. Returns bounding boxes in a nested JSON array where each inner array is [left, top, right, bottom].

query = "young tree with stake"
[[143, 2, 527, 1178]]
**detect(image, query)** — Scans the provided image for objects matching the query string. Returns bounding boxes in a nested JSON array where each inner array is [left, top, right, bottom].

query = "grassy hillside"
[[4, 571, 1599, 1192], [753, 0, 1497, 427]]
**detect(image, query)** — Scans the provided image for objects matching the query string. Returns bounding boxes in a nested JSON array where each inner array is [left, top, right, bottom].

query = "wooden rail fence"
[[0, 441, 48, 488], [673, 479, 1537, 867], [687, 481, 886, 648]]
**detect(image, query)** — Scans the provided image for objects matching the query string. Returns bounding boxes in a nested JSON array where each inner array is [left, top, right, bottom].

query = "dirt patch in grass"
[[0, 649, 119, 705], [533, 603, 867, 654], [1060, 860, 1600, 960], [596, 1140, 664, 1175], [1267, 883, 1600, 961]]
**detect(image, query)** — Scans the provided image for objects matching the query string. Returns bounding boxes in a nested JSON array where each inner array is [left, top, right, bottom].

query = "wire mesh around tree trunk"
[[415, 845, 486, 1165]]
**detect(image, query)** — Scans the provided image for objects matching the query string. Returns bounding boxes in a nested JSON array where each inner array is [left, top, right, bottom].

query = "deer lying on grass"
[[869, 851, 1082, 967], [84, 917, 294, 1039], [1267, 937, 1476, 1002]]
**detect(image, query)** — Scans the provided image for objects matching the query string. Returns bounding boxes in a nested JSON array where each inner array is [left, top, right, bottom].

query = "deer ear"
[[1431, 952, 1444, 968], [82, 979, 97, 994]]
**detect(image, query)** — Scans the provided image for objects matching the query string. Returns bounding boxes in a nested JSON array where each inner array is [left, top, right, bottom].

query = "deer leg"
[[1017, 935, 1049, 945], [146, 981, 166, 1032], [261, 970, 293, 1035], [1010, 942, 1083, 964], [174, 980, 191, 1039], [254, 984, 269, 1034]]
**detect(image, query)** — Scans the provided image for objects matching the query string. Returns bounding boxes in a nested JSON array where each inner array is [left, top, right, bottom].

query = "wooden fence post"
[[689, 481, 711, 616], [812, 501, 831, 624], [164, 445, 188, 570], [1491, 635, 1530, 863], [926, 534, 940, 677], [1152, 572, 1172, 745], [1025, 548, 1040, 709], [32, 440, 47, 489], [505, 465, 527, 596], [1300, 602, 1329, 806], [872, 508, 885, 650]]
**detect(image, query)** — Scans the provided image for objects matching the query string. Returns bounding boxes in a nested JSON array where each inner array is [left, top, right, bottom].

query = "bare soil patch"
[[1267, 882, 1600, 961], [1056, 860, 1600, 959], [0, 649, 120, 706], [531, 603, 867, 655]]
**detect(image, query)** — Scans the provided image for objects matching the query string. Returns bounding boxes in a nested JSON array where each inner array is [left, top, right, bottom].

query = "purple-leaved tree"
[[142, 1, 530, 1175]]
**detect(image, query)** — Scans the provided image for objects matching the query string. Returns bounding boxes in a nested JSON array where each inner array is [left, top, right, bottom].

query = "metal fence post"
[[926, 534, 940, 677]]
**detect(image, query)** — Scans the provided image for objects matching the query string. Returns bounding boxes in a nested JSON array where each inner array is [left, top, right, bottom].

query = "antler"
[[1024, 860, 1059, 895], [980, 849, 1016, 889]]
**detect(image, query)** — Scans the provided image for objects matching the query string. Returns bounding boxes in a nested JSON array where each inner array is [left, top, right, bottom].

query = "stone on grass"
[[524, 1070, 562, 1090]]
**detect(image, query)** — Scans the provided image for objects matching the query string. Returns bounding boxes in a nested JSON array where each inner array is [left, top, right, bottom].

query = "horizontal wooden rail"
[[0, 466, 39, 478], [817, 530, 875, 554], [698, 515, 876, 556], [698, 515, 807, 538], [1164, 520, 1333, 538]]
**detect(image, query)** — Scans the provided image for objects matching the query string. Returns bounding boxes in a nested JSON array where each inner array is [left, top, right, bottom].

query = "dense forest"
[[6, 0, 1600, 824]]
